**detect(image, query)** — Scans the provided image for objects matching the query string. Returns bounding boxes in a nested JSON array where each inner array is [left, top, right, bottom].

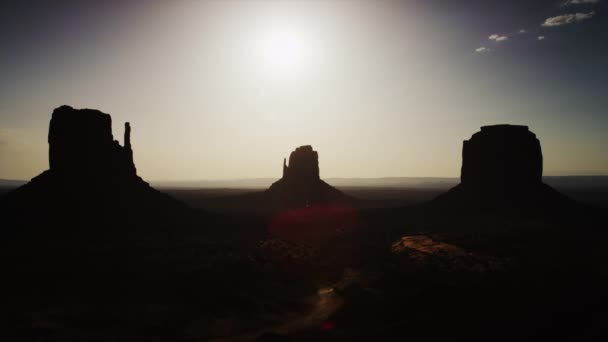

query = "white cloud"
[[475, 46, 490, 53], [538, 36, 546, 40], [519, 29, 527, 34], [542, 12, 595, 26], [563, 0, 600, 6], [488, 34, 509, 41]]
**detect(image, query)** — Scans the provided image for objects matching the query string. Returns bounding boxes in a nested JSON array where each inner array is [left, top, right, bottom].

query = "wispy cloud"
[[562, 0, 600, 6], [488, 34, 509, 41], [538, 36, 546, 40], [475, 46, 490, 53], [518, 29, 527, 34], [542, 12, 595, 26]]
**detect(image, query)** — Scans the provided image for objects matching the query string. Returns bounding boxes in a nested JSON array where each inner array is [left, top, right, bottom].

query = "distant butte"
[[2, 105, 185, 214], [432, 124, 574, 213], [266, 145, 352, 209], [461, 125, 542, 189]]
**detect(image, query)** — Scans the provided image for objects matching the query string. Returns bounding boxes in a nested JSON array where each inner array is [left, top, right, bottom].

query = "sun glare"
[[259, 29, 308, 72]]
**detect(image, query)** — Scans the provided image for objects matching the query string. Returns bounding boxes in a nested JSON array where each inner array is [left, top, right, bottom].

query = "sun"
[[259, 29, 308, 72]]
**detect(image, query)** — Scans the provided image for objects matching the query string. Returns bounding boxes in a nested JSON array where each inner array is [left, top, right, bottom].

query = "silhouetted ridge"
[[2, 105, 185, 215], [432, 125, 575, 213], [267, 145, 352, 209]]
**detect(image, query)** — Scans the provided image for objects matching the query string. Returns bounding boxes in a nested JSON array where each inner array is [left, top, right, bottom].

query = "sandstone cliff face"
[[3, 105, 184, 214], [461, 125, 542, 189], [267, 145, 351, 209], [433, 125, 572, 213], [282, 145, 320, 183], [48, 105, 136, 177]]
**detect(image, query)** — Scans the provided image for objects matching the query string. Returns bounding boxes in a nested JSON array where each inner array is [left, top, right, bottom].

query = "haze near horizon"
[[1, 0, 607, 181]]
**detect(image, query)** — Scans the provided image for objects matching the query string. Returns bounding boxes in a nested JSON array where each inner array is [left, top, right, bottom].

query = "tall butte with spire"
[[47, 106, 136, 177], [3, 105, 185, 214], [266, 145, 352, 209]]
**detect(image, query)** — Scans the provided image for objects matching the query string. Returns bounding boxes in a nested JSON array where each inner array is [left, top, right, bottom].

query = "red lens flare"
[[269, 204, 357, 242]]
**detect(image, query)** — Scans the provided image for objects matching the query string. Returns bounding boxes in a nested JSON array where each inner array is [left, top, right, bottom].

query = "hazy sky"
[[1, 0, 607, 180]]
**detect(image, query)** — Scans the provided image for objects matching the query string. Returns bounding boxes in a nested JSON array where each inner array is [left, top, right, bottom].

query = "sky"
[[1, 0, 607, 181]]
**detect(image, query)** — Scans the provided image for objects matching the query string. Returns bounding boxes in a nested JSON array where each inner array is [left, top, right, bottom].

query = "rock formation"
[[48, 105, 137, 177], [2, 105, 185, 216], [266, 145, 352, 209], [461, 125, 543, 190], [282, 145, 320, 182], [391, 235, 504, 273], [432, 125, 573, 213]]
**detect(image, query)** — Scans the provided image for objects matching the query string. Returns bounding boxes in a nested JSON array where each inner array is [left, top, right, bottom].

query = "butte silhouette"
[[431, 124, 574, 213], [193, 145, 355, 214], [265, 145, 353, 210], [263, 146, 357, 242], [1, 105, 185, 216]]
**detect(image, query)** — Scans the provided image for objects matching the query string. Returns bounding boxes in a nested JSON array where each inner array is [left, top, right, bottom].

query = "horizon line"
[[3, 174, 608, 183]]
